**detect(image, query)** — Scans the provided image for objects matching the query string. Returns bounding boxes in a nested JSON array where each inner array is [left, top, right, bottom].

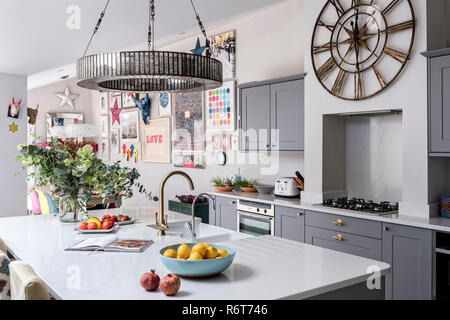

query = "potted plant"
[[234, 179, 258, 193], [17, 138, 140, 222], [211, 177, 235, 192]]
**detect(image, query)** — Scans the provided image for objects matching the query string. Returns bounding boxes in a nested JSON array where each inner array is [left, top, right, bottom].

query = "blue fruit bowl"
[[159, 243, 236, 278]]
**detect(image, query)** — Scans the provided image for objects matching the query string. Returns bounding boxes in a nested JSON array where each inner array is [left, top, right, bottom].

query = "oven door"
[[437, 251, 450, 300], [237, 211, 274, 236]]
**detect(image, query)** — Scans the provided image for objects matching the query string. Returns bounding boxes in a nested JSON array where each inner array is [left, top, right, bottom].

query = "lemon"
[[177, 243, 190, 260], [191, 243, 207, 258], [187, 252, 203, 260], [163, 249, 177, 259], [205, 246, 219, 259], [87, 217, 102, 229], [217, 248, 229, 258]]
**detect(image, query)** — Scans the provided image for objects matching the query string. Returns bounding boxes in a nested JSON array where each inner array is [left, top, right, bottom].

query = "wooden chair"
[[9, 261, 50, 300]]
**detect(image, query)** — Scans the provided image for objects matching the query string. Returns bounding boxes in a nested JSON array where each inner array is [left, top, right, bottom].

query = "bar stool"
[[9, 261, 49, 300]]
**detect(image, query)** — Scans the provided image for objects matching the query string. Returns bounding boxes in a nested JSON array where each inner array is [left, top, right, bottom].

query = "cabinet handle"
[[332, 234, 344, 241], [231, 201, 236, 204], [332, 219, 343, 226], [297, 212, 303, 216], [384, 226, 390, 231]]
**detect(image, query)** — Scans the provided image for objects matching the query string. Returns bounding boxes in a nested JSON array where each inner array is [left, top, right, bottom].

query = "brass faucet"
[[156, 171, 194, 236]]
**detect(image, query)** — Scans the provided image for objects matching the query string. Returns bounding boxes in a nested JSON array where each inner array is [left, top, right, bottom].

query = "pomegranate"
[[160, 274, 181, 296], [140, 269, 160, 291]]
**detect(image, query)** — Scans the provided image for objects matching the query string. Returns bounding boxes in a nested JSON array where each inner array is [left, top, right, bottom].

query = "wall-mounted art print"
[[110, 129, 120, 154], [173, 152, 204, 169], [159, 93, 172, 117], [8, 98, 22, 119], [208, 30, 236, 79], [100, 115, 109, 138], [110, 97, 122, 126], [141, 118, 171, 163], [211, 133, 231, 151], [173, 92, 204, 152], [122, 92, 138, 108], [100, 92, 109, 114], [205, 80, 235, 132], [99, 139, 109, 161], [55, 85, 79, 109], [120, 110, 140, 143]]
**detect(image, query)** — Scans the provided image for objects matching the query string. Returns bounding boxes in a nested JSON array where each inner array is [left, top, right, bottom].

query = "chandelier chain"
[[189, 0, 207, 40], [148, 0, 155, 51], [83, 0, 111, 57]]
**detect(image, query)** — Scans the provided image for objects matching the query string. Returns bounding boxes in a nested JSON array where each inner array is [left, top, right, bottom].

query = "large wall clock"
[[311, 0, 415, 101]]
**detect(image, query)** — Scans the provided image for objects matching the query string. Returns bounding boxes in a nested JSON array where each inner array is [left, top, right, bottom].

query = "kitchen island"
[[0, 206, 390, 300]]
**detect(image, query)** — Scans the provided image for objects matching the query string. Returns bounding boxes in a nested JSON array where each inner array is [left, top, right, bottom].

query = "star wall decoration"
[[110, 97, 122, 125], [191, 37, 207, 56], [9, 122, 18, 133], [55, 85, 79, 109]]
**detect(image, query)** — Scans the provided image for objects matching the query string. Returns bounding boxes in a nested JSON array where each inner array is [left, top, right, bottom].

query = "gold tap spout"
[[156, 171, 194, 236]]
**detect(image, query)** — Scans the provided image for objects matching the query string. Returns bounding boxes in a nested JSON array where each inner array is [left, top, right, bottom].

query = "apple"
[[140, 269, 160, 291], [87, 222, 98, 230], [101, 214, 112, 222], [102, 220, 113, 230], [160, 274, 180, 296], [80, 222, 89, 230]]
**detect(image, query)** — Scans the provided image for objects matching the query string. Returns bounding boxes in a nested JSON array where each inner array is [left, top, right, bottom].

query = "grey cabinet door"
[[270, 79, 304, 151], [430, 55, 450, 153], [240, 85, 271, 151], [215, 196, 237, 231], [305, 226, 382, 260], [382, 223, 433, 300], [274, 206, 305, 242]]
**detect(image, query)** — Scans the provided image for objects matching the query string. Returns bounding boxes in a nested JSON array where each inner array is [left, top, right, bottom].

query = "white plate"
[[75, 224, 119, 234], [117, 219, 137, 226]]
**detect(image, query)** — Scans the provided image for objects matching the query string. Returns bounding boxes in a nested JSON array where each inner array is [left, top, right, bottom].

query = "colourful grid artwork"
[[205, 80, 235, 132]]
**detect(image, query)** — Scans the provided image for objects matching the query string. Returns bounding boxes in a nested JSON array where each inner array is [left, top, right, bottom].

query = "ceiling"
[[0, 0, 283, 76]]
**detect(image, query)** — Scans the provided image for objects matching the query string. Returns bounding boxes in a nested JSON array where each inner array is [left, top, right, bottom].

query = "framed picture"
[[100, 92, 109, 114], [110, 129, 120, 154], [205, 80, 236, 132], [159, 93, 172, 117], [141, 118, 171, 163], [100, 115, 109, 138], [208, 30, 236, 80], [122, 92, 138, 109], [120, 110, 140, 143], [99, 139, 109, 161]]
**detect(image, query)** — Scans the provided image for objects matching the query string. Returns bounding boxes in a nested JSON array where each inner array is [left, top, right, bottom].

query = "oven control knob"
[[264, 209, 267, 213], [257, 208, 260, 212]]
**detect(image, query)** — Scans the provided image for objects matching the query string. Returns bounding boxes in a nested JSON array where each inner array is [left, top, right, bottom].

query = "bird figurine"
[[131, 93, 151, 125]]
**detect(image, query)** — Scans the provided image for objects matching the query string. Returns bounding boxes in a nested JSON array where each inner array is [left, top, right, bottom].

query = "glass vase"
[[59, 195, 88, 223]]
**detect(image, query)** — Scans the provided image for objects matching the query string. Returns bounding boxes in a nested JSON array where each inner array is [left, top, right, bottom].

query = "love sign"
[[141, 118, 171, 163]]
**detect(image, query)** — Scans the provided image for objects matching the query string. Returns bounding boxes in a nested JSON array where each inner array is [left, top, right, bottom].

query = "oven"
[[436, 232, 450, 300], [236, 200, 274, 236]]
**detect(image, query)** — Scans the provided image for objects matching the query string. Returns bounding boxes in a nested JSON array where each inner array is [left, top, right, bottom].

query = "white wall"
[[303, 0, 430, 218], [90, 0, 306, 207], [0, 73, 28, 217]]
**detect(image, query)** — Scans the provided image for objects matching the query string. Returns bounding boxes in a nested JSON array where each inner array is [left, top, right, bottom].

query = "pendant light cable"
[[82, 0, 111, 57], [148, 0, 155, 51]]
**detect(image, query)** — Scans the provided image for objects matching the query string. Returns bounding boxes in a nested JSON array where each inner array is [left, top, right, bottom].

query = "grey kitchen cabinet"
[[239, 74, 305, 152], [214, 196, 237, 231], [305, 226, 382, 260], [274, 206, 305, 242], [382, 223, 433, 300], [240, 85, 271, 151], [423, 49, 450, 155]]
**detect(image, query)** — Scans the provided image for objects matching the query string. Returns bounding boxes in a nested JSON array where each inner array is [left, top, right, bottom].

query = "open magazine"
[[65, 235, 153, 253]]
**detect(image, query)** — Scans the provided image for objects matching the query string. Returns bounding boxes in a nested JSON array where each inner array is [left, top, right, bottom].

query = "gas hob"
[[322, 197, 399, 216]]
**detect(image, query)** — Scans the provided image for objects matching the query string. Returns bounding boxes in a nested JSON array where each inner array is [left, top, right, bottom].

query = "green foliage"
[[211, 176, 225, 187], [233, 178, 257, 188], [17, 139, 140, 205]]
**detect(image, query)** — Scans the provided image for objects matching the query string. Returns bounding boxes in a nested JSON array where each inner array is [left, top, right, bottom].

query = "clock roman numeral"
[[382, 0, 402, 15], [384, 20, 414, 34], [372, 66, 387, 88], [354, 73, 363, 100], [329, 0, 345, 17], [383, 47, 409, 63], [332, 70, 347, 96], [312, 42, 337, 54], [317, 20, 334, 32], [316, 57, 336, 80]]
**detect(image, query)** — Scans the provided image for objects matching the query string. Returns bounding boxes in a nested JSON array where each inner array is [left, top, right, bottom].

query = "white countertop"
[[211, 191, 450, 233], [0, 206, 390, 300]]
